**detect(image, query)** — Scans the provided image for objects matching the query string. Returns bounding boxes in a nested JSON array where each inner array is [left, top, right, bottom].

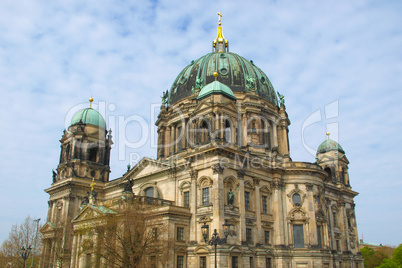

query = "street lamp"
[[20, 246, 32, 268], [201, 220, 230, 268], [31, 218, 41, 268]]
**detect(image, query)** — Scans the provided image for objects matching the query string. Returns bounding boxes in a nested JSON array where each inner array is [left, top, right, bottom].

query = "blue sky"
[[0, 0, 401, 246]]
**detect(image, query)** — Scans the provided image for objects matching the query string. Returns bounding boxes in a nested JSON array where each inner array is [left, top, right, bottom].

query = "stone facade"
[[41, 19, 363, 268]]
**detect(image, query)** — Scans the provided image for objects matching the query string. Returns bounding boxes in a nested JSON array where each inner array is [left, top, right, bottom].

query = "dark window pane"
[[245, 191, 250, 211], [177, 227, 184, 241], [177, 255, 184, 268], [265, 231, 270, 245], [184, 191, 190, 208], [202, 188, 209, 206], [246, 228, 252, 244], [293, 225, 304, 248], [262, 196, 267, 214], [232, 256, 238, 268], [200, 256, 207, 268], [292, 193, 301, 205]]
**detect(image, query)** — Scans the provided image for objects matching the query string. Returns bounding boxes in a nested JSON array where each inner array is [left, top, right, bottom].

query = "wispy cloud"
[[0, 0, 401, 245]]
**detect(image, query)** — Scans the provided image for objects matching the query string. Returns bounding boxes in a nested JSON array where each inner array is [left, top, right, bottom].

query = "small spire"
[[326, 132, 330, 139], [89, 96, 94, 108], [213, 12, 229, 52]]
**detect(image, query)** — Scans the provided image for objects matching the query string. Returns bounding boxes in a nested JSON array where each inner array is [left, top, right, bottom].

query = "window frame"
[[176, 226, 184, 241]]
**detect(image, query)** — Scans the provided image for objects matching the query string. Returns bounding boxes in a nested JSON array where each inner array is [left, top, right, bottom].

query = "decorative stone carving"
[[212, 163, 224, 174], [252, 177, 260, 186], [305, 182, 313, 191], [189, 170, 198, 180], [237, 169, 245, 179], [316, 208, 326, 223], [198, 216, 212, 223]]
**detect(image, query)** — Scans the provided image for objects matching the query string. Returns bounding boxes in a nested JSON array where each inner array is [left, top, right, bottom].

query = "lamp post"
[[21, 246, 32, 268], [31, 218, 40, 268], [201, 220, 230, 268]]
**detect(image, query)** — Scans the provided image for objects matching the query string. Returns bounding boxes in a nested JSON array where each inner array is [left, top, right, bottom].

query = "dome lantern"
[[213, 12, 228, 53]]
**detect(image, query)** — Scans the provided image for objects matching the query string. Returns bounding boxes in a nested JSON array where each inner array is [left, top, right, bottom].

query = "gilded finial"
[[213, 71, 218, 81], [326, 132, 330, 139], [89, 96, 94, 108], [217, 12, 222, 26], [90, 177, 96, 191]]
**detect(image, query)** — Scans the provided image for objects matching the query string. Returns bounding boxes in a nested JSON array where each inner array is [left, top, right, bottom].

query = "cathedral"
[[41, 14, 363, 268]]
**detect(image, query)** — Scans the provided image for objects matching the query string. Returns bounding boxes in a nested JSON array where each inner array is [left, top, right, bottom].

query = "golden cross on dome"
[[217, 12, 222, 25], [90, 178, 96, 191]]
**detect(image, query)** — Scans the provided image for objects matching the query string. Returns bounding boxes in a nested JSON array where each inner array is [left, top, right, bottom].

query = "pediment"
[[127, 157, 170, 179], [193, 101, 213, 114], [40, 222, 57, 233], [72, 205, 116, 223]]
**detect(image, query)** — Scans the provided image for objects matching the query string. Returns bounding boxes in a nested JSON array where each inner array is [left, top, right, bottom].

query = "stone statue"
[[277, 91, 285, 107], [123, 179, 134, 192], [52, 169, 57, 183], [227, 186, 240, 205], [246, 75, 256, 91], [161, 90, 168, 105], [193, 77, 204, 92], [228, 188, 235, 205]]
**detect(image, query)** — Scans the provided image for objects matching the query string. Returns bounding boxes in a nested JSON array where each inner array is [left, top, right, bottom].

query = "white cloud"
[[0, 0, 401, 245]]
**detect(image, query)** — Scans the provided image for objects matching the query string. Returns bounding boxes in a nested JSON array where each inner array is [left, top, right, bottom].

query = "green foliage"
[[377, 258, 400, 268], [392, 244, 402, 266]]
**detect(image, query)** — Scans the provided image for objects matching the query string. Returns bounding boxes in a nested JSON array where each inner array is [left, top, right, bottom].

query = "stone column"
[[242, 113, 248, 146], [238, 170, 246, 243], [272, 123, 278, 148], [254, 178, 262, 244], [190, 170, 198, 242], [165, 126, 171, 156], [272, 178, 285, 245]]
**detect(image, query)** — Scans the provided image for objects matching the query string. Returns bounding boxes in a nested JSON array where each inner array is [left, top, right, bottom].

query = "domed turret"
[[317, 138, 345, 155], [70, 98, 106, 129]]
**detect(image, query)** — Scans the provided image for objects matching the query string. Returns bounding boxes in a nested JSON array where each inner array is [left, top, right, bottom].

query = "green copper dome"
[[317, 139, 345, 155], [168, 52, 278, 105], [197, 80, 236, 100], [71, 108, 106, 129]]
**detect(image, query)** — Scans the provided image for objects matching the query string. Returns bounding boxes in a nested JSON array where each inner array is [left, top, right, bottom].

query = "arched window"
[[200, 120, 210, 144], [145, 187, 154, 198], [65, 144, 71, 161], [224, 119, 231, 143], [89, 147, 98, 162]]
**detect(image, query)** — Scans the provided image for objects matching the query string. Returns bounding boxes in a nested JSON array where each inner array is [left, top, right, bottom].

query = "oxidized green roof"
[[317, 139, 345, 154], [197, 80, 236, 100], [71, 108, 106, 129], [168, 52, 277, 105]]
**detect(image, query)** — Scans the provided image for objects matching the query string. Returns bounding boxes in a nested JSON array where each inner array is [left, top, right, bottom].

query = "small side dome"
[[71, 108, 106, 129], [197, 80, 236, 101], [317, 139, 345, 155]]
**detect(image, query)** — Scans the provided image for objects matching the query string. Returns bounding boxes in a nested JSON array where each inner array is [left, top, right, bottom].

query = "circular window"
[[260, 77, 266, 84], [292, 193, 301, 205], [220, 53, 226, 58], [220, 68, 228, 75], [90, 170, 96, 177]]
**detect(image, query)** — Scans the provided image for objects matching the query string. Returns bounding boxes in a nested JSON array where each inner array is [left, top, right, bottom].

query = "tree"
[[392, 244, 402, 266], [377, 258, 400, 268], [0, 216, 42, 268], [77, 198, 171, 268]]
